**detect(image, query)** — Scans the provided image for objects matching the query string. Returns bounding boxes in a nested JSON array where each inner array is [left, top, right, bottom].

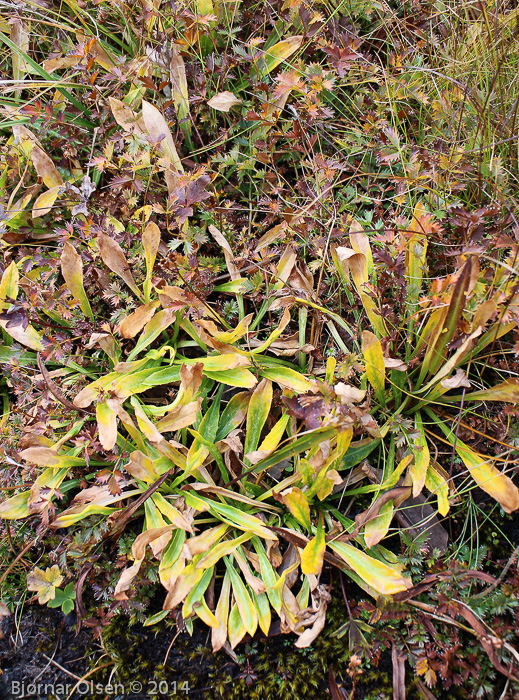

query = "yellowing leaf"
[[281, 487, 312, 530], [142, 99, 183, 172], [96, 399, 120, 450], [409, 412, 429, 497], [425, 464, 450, 517], [61, 241, 93, 320], [0, 491, 30, 519], [27, 565, 63, 604], [329, 541, 409, 595], [228, 602, 247, 649], [32, 185, 61, 219], [364, 500, 394, 548], [170, 44, 189, 123], [207, 91, 243, 112], [226, 559, 258, 637], [456, 440, 519, 514], [31, 146, 63, 188], [204, 368, 258, 389], [97, 233, 143, 300], [252, 36, 304, 79], [259, 366, 317, 393], [212, 571, 231, 652], [362, 331, 385, 406], [142, 221, 160, 279], [127, 308, 176, 360], [0, 261, 19, 311], [244, 378, 273, 465], [0, 320, 44, 351], [463, 379, 519, 403], [301, 520, 325, 575]]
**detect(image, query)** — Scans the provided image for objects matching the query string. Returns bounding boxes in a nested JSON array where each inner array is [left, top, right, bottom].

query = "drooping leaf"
[[301, 519, 326, 575], [142, 99, 183, 172], [329, 541, 409, 596], [61, 241, 93, 320], [97, 233, 143, 300]]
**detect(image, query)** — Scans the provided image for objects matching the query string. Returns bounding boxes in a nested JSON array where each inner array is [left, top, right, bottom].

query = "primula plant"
[[1, 0, 519, 695]]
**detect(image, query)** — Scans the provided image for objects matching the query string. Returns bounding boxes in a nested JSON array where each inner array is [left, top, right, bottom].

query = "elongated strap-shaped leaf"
[[362, 331, 385, 406], [0, 320, 44, 351], [0, 261, 19, 311], [425, 463, 450, 516], [186, 385, 222, 473], [204, 368, 258, 388], [127, 308, 176, 361], [207, 500, 277, 541], [61, 242, 93, 320], [421, 259, 472, 379], [454, 378, 519, 404], [98, 233, 143, 300], [32, 186, 61, 219], [428, 411, 519, 513], [251, 35, 303, 80], [409, 412, 429, 497], [183, 567, 214, 618], [329, 541, 409, 595], [301, 519, 325, 575], [254, 427, 337, 479], [142, 100, 183, 172], [228, 602, 247, 649], [0, 491, 31, 519], [364, 500, 394, 548], [211, 570, 231, 651], [225, 557, 258, 637], [196, 532, 252, 569], [244, 378, 272, 465], [259, 366, 316, 393]]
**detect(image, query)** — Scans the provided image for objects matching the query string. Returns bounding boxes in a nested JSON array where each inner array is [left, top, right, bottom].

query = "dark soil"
[[0, 603, 397, 700]]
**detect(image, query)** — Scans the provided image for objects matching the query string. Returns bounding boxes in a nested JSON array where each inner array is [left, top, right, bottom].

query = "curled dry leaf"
[[207, 91, 243, 112], [118, 302, 159, 339], [97, 233, 143, 300], [31, 146, 64, 189]]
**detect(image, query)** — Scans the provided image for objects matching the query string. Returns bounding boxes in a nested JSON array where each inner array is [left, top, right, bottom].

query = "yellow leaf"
[[27, 565, 63, 604], [364, 500, 394, 548], [32, 185, 61, 219], [228, 602, 247, 648], [409, 412, 429, 497], [0, 320, 44, 351], [252, 36, 303, 79], [128, 308, 176, 360], [329, 541, 409, 595], [142, 221, 160, 280], [142, 100, 183, 172], [301, 520, 325, 575], [96, 399, 120, 450], [456, 440, 519, 514], [61, 241, 93, 319], [244, 378, 273, 465], [0, 261, 19, 311], [425, 464, 450, 516], [211, 571, 231, 652], [0, 491, 30, 519], [281, 487, 312, 530], [170, 44, 189, 121], [31, 146, 63, 189], [259, 366, 317, 393], [362, 331, 385, 405]]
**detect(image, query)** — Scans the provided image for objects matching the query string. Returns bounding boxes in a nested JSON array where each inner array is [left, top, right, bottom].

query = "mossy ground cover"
[[1, 0, 519, 697]]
